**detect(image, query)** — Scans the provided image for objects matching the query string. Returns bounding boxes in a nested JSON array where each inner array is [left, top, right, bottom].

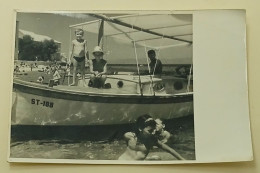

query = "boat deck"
[[13, 71, 193, 96], [54, 84, 140, 95]]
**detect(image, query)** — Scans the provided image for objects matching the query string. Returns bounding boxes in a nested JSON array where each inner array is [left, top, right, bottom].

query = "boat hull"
[[12, 80, 193, 126]]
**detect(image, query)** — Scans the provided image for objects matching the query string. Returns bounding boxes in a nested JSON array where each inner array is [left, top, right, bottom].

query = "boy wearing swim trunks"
[[68, 29, 89, 86]]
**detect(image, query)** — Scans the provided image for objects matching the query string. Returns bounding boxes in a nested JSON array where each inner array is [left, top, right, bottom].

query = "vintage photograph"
[[10, 11, 195, 162]]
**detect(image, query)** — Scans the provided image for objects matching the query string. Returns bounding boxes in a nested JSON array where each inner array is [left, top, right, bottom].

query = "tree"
[[41, 39, 59, 61], [18, 35, 35, 61], [18, 35, 59, 61]]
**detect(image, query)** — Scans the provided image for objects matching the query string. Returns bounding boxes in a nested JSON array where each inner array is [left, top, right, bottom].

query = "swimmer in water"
[[118, 114, 185, 160], [155, 118, 171, 144]]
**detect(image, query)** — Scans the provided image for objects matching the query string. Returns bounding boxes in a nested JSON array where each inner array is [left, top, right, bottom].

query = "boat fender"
[[48, 79, 54, 87], [104, 83, 111, 89], [153, 83, 165, 92], [117, 80, 124, 88], [48, 79, 59, 87], [88, 80, 93, 87]]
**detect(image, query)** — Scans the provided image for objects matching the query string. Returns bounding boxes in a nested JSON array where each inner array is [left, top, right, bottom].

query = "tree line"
[[18, 35, 60, 61]]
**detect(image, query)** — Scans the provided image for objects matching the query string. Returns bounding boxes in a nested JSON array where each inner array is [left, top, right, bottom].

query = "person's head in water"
[[135, 114, 157, 139], [148, 50, 156, 61], [155, 118, 165, 133]]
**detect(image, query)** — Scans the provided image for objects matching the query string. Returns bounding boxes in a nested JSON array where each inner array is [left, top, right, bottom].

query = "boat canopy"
[[69, 14, 192, 50], [69, 13, 193, 95]]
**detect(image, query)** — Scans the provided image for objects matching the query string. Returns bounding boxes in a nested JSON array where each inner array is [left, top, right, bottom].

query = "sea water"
[[10, 115, 195, 160]]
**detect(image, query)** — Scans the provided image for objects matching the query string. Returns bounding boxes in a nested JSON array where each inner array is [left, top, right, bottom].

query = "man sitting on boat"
[[148, 50, 163, 76], [89, 46, 107, 88]]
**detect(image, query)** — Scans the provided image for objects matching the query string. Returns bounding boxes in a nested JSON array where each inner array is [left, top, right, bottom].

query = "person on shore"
[[30, 63, 33, 71], [53, 66, 61, 85], [45, 66, 51, 74], [118, 114, 185, 160], [148, 50, 162, 76], [14, 65, 20, 73], [37, 76, 44, 84], [68, 28, 89, 86], [89, 46, 107, 88]]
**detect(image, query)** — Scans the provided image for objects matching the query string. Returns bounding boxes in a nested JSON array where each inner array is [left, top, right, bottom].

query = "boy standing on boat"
[[89, 46, 107, 88], [148, 50, 162, 76], [68, 29, 89, 86]]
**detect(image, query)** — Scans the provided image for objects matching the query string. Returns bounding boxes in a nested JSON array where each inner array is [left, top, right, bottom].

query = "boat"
[[11, 13, 193, 139]]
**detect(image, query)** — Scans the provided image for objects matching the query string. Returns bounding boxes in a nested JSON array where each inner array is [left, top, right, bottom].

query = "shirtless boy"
[[155, 118, 171, 144], [68, 29, 89, 86]]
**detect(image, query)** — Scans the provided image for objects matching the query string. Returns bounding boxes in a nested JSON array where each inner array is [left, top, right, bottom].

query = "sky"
[[16, 12, 192, 64]]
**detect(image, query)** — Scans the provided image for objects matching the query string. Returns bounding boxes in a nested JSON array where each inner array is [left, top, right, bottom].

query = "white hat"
[[92, 46, 104, 55]]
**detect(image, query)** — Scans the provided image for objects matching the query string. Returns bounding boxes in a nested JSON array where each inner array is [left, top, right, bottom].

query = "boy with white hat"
[[89, 46, 107, 88]]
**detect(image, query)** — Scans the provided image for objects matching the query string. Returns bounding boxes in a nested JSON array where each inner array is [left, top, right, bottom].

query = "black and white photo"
[[10, 12, 195, 163]]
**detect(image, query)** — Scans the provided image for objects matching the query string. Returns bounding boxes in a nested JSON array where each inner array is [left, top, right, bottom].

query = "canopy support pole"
[[67, 27, 72, 86], [187, 65, 193, 92], [133, 41, 143, 96], [144, 43, 155, 96], [98, 19, 104, 48]]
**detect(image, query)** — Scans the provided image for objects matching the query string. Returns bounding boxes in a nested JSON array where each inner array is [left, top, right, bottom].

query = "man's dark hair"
[[148, 50, 155, 55], [135, 114, 156, 134]]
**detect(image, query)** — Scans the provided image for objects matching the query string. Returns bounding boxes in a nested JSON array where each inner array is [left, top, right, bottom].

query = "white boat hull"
[[12, 79, 193, 126]]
